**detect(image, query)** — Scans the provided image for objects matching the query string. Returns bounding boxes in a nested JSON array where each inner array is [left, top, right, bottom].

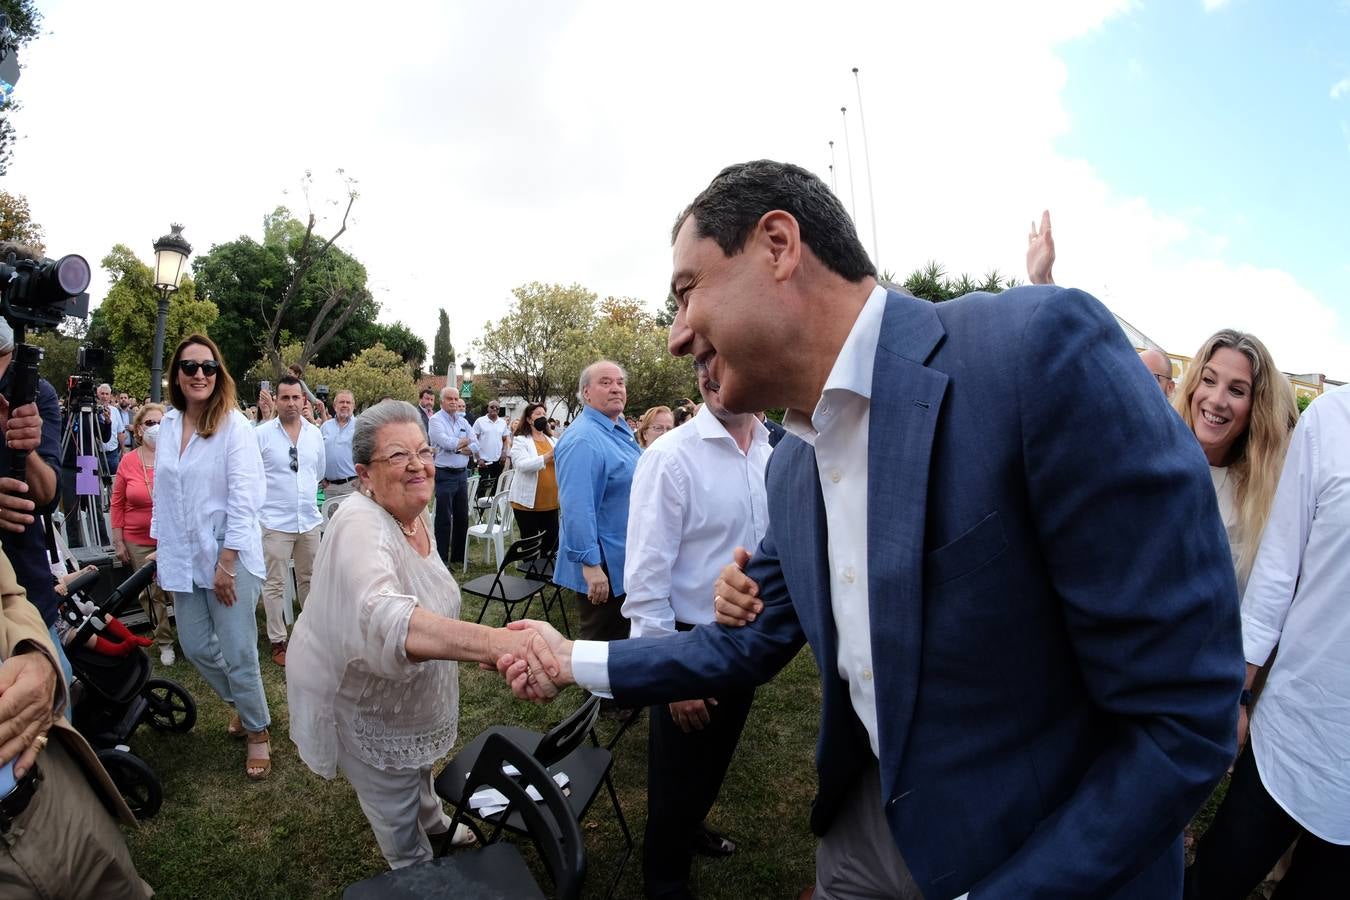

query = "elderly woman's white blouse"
[[150, 408, 266, 594], [287, 491, 461, 778]]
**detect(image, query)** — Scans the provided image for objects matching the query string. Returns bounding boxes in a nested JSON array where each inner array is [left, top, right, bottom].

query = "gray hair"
[[0, 317, 12, 354], [352, 400, 426, 466], [440, 385, 457, 401], [576, 359, 625, 404], [98, 383, 112, 393]]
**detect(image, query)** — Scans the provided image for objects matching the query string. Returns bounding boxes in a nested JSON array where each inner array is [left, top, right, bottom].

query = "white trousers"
[[335, 742, 452, 869]]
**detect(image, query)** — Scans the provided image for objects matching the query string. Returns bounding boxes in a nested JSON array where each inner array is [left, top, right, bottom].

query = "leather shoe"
[[690, 825, 736, 857], [271, 641, 287, 667]]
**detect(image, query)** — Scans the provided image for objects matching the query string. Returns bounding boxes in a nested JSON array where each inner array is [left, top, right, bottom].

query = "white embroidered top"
[[286, 491, 461, 777]]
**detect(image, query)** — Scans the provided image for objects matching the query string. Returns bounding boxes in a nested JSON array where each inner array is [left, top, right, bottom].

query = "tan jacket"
[[0, 551, 136, 826]]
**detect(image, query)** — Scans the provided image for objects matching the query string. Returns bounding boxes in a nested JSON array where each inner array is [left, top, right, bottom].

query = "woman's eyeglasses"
[[373, 447, 436, 468], [177, 360, 220, 377]]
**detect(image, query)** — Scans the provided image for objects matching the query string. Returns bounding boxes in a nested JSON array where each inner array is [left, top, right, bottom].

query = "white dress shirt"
[[1241, 384, 1350, 844], [151, 408, 267, 593], [428, 409, 477, 469], [102, 405, 127, 452], [472, 415, 511, 464], [621, 409, 771, 639], [256, 417, 325, 534], [573, 284, 889, 747]]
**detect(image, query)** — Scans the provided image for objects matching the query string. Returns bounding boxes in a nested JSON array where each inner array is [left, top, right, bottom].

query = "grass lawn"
[[121, 551, 823, 899]]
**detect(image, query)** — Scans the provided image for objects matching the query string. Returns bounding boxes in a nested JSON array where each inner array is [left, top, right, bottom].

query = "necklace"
[[394, 514, 418, 537]]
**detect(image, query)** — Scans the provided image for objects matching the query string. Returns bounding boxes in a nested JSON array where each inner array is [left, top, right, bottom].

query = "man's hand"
[[496, 620, 574, 702], [581, 564, 610, 605], [713, 547, 760, 626], [0, 651, 58, 778], [0, 397, 43, 453], [0, 478, 35, 533], [1027, 209, 1055, 285], [1237, 704, 1250, 758], [669, 697, 718, 732]]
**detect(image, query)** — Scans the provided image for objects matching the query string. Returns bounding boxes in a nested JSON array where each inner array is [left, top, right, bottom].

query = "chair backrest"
[[495, 468, 515, 496], [454, 732, 586, 900], [533, 694, 602, 768], [491, 491, 513, 534], [499, 531, 547, 572]]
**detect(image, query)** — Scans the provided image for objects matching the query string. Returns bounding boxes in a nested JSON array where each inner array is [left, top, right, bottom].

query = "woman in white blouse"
[[286, 401, 559, 869], [508, 402, 559, 555], [1172, 330, 1297, 591], [151, 334, 273, 780]]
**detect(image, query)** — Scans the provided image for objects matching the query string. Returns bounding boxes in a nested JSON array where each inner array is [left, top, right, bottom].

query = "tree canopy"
[[0, 1, 42, 177], [431, 308, 453, 377], [0, 190, 45, 253], [887, 261, 1019, 303]]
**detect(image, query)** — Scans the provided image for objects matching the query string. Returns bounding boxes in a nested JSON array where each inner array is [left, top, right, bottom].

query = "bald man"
[[1140, 349, 1175, 398]]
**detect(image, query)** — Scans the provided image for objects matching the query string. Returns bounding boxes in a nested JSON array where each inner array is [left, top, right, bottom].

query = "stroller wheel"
[[96, 748, 163, 819], [143, 678, 197, 733]]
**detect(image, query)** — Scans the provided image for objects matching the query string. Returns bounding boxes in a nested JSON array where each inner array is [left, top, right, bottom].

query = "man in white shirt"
[[471, 401, 511, 494], [319, 390, 358, 501], [623, 363, 771, 900], [1185, 384, 1350, 899], [96, 383, 125, 470], [428, 388, 478, 565], [256, 377, 325, 667]]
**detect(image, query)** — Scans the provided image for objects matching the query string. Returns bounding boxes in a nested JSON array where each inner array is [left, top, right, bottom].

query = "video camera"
[[66, 346, 105, 409]]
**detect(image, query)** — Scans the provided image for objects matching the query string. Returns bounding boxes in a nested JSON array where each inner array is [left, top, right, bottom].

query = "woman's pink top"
[[110, 451, 156, 546]]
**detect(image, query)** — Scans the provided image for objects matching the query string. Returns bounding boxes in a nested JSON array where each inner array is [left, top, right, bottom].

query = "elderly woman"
[[1173, 329, 1297, 591], [634, 405, 675, 449], [110, 403, 175, 666], [152, 335, 272, 781], [287, 401, 558, 870]]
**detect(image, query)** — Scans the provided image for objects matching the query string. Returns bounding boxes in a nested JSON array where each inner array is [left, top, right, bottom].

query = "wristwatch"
[[1239, 689, 1254, 708]]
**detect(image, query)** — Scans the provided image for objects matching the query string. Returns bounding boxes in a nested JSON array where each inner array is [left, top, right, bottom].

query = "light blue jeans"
[[172, 563, 270, 733]]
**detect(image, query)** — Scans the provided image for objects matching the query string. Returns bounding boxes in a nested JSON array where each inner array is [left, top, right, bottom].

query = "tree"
[[248, 342, 415, 409], [580, 296, 697, 419], [27, 316, 87, 391], [193, 174, 378, 380], [431, 308, 453, 376], [891, 261, 1018, 303], [0, 1, 41, 177], [96, 244, 218, 397], [0, 190, 45, 253], [473, 283, 595, 410]]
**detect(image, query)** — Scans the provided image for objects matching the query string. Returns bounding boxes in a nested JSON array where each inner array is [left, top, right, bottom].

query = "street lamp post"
[[150, 224, 192, 403], [459, 357, 476, 401]]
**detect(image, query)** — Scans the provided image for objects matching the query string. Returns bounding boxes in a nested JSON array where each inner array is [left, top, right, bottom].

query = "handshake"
[[487, 547, 765, 704]]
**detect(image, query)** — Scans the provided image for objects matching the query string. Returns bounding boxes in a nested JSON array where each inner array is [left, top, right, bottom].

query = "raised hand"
[[1027, 209, 1055, 285], [713, 547, 761, 627]]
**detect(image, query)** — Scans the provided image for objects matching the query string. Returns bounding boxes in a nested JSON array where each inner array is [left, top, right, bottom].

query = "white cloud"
[[1332, 76, 1350, 99], [1202, 0, 1232, 11], [6, 0, 1348, 378]]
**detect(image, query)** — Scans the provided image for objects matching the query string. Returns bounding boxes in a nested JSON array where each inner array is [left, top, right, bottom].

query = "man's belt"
[[436, 466, 469, 473], [327, 476, 356, 485], [0, 763, 42, 833]]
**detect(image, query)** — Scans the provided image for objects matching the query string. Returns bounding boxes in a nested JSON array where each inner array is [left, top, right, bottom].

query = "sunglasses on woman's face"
[[177, 360, 220, 377]]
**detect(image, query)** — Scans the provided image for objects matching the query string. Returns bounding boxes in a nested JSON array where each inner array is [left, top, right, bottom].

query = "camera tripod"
[[58, 397, 115, 550]]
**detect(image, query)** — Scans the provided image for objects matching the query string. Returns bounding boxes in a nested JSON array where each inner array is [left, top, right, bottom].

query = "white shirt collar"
[[783, 283, 889, 442], [692, 405, 770, 449]]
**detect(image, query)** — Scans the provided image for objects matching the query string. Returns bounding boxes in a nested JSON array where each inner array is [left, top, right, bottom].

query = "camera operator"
[[96, 384, 126, 470], [0, 316, 74, 683]]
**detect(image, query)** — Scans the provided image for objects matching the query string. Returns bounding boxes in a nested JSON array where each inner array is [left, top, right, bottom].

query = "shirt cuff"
[[571, 640, 613, 699]]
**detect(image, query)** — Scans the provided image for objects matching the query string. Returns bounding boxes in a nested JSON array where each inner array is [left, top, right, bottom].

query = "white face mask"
[[142, 424, 160, 448]]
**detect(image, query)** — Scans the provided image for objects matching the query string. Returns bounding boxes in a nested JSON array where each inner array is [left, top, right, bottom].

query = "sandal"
[[245, 729, 272, 781], [227, 712, 245, 739]]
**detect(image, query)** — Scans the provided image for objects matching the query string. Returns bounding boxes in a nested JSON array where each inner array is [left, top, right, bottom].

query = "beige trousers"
[[260, 525, 321, 644], [126, 540, 172, 648]]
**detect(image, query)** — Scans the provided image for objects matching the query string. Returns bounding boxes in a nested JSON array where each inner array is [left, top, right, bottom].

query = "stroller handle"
[[102, 562, 158, 617], [63, 568, 102, 597]]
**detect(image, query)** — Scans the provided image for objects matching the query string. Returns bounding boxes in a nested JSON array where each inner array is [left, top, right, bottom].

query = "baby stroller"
[[58, 562, 197, 819]]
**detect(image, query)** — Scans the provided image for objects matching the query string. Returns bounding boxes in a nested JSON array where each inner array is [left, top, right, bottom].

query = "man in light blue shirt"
[[428, 388, 478, 564], [319, 390, 359, 501], [554, 360, 640, 645], [96, 383, 125, 471]]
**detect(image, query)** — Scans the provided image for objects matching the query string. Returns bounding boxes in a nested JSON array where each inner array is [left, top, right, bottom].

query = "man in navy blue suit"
[[503, 160, 1243, 899]]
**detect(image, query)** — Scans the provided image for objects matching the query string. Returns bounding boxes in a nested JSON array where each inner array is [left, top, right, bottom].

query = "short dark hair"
[[672, 160, 876, 282], [419, 387, 435, 399], [277, 375, 302, 391]]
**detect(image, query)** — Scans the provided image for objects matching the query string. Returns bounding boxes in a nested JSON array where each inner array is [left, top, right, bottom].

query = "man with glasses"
[[320, 390, 359, 501], [1140, 348, 1176, 398], [255, 376, 325, 667], [471, 400, 511, 495]]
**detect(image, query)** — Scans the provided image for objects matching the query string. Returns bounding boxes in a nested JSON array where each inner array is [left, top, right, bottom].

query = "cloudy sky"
[[7, 0, 1350, 377]]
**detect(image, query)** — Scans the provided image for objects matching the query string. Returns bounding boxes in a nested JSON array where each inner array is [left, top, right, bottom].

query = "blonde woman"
[[1173, 329, 1297, 589], [635, 405, 675, 449], [110, 403, 174, 665]]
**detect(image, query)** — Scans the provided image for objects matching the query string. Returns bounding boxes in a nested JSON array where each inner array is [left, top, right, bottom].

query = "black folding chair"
[[343, 733, 585, 900], [514, 551, 572, 638], [433, 693, 632, 897], [461, 533, 550, 626]]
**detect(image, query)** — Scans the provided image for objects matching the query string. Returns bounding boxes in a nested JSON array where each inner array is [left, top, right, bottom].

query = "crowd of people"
[[0, 159, 1344, 899]]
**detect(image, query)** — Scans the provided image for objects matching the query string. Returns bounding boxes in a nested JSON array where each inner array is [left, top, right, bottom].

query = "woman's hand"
[[496, 621, 572, 703], [113, 537, 132, 565], [214, 550, 239, 606]]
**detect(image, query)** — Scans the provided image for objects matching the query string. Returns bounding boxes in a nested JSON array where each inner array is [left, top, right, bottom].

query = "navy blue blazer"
[[608, 286, 1243, 898]]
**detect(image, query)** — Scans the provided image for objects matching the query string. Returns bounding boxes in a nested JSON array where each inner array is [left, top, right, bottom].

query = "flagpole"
[[840, 106, 858, 222], [853, 67, 880, 270], [828, 140, 838, 193]]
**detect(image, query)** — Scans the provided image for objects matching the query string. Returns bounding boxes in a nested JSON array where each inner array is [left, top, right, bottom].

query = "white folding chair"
[[464, 492, 514, 573]]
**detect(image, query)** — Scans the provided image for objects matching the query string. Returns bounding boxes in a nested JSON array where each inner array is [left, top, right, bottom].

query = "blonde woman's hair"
[[1173, 329, 1297, 582], [635, 405, 673, 449], [130, 403, 165, 446], [168, 333, 239, 438]]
